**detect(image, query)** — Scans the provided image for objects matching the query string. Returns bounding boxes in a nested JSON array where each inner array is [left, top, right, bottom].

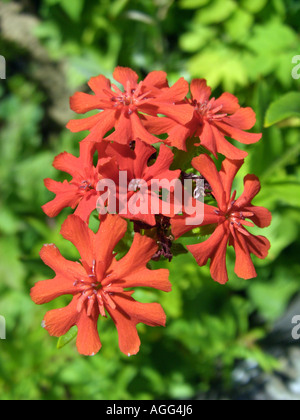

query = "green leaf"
[[195, 0, 237, 24], [248, 271, 300, 321], [179, 0, 210, 9], [224, 9, 254, 41], [109, 0, 130, 18], [241, 0, 268, 13], [264, 92, 300, 127], [246, 20, 297, 55], [60, 0, 84, 21], [179, 26, 216, 53], [57, 326, 78, 349], [188, 46, 248, 91]]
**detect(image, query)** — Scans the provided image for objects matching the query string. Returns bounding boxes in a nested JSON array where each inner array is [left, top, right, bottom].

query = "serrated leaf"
[[224, 9, 254, 41], [246, 20, 297, 55], [188, 47, 248, 91]]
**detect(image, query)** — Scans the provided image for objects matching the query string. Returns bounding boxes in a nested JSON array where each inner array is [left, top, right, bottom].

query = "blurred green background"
[[0, 0, 300, 400]]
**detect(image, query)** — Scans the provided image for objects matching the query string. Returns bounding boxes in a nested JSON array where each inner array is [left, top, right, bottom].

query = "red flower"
[[42, 142, 108, 222], [31, 214, 171, 356], [143, 79, 261, 158], [171, 154, 272, 284], [67, 67, 193, 146], [97, 139, 181, 226]]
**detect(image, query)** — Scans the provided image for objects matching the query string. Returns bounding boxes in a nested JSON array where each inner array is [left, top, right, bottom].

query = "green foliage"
[[265, 92, 300, 127], [0, 0, 299, 401], [179, 0, 299, 91]]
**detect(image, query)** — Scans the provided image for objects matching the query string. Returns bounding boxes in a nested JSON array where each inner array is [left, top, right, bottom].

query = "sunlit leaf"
[[264, 92, 300, 127]]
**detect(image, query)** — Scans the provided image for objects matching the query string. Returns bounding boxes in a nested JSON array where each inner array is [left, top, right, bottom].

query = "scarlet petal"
[[192, 154, 226, 211], [88, 74, 111, 94], [119, 267, 171, 292], [187, 224, 230, 284], [224, 107, 257, 130], [245, 233, 271, 260], [165, 123, 191, 151], [213, 92, 240, 114], [109, 233, 171, 292], [108, 294, 166, 356], [74, 191, 98, 223], [233, 232, 257, 279], [113, 66, 139, 89], [140, 114, 176, 135], [235, 174, 261, 208], [95, 214, 128, 265], [212, 124, 248, 160], [107, 304, 141, 356], [219, 158, 244, 204], [66, 113, 102, 133], [198, 120, 218, 157], [53, 141, 95, 177], [60, 215, 94, 265], [30, 275, 78, 305], [144, 144, 176, 182], [142, 113, 192, 151], [69, 92, 106, 113], [158, 77, 189, 102], [119, 298, 167, 328], [245, 205, 272, 228], [209, 228, 230, 284], [171, 203, 220, 239], [133, 140, 157, 179], [81, 109, 116, 142], [155, 103, 194, 126], [42, 180, 79, 217], [106, 110, 133, 144], [190, 79, 212, 103], [214, 120, 262, 145], [39, 244, 83, 276], [43, 297, 79, 337], [130, 112, 159, 144], [31, 245, 85, 304], [143, 70, 168, 89], [76, 306, 102, 356]]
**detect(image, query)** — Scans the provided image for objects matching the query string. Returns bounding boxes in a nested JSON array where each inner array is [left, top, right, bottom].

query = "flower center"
[[74, 260, 123, 318], [193, 98, 227, 122], [104, 81, 152, 115], [214, 192, 255, 236], [78, 180, 93, 192], [128, 178, 144, 192]]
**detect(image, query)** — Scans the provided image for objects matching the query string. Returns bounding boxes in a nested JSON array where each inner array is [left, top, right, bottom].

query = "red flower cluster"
[[32, 67, 271, 356]]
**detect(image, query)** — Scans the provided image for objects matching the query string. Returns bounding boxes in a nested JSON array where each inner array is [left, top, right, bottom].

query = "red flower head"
[[66, 66, 193, 146], [171, 154, 272, 284], [97, 139, 181, 226], [143, 79, 261, 158], [42, 142, 108, 222], [31, 214, 171, 356]]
